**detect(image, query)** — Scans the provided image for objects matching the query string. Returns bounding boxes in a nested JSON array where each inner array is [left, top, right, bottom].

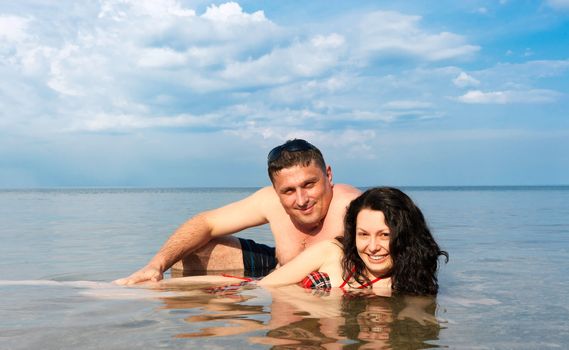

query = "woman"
[[258, 187, 448, 295], [160, 187, 448, 296]]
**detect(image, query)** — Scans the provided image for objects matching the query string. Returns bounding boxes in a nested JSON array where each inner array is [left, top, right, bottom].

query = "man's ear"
[[326, 165, 333, 186]]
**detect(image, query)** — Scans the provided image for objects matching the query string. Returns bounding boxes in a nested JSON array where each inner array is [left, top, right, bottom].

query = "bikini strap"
[[339, 270, 353, 289], [357, 276, 382, 289], [221, 274, 254, 282], [339, 268, 382, 289]]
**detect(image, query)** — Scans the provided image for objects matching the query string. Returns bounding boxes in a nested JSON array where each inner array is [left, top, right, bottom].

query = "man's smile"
[[297, 202, 315, 214]]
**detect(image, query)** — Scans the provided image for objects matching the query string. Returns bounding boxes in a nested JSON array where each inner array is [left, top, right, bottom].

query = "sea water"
[[1, 187, 568, 349]]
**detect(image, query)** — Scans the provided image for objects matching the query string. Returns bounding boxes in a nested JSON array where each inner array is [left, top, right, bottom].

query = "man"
[[115, 139, 361, 285]]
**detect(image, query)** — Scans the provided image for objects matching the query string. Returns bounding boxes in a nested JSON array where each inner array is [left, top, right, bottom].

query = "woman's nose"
[[369, 237, 381, 252]]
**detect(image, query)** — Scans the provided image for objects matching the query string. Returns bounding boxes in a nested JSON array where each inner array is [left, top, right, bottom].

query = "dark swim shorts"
[[238, 238, 278, 277]]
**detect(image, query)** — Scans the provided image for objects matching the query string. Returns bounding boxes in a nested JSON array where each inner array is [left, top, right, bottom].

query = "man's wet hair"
[[267, 139, 326, 182]]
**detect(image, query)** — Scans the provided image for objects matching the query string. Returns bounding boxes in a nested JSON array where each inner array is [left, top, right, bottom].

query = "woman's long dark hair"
[[341, 187, 448, 295]]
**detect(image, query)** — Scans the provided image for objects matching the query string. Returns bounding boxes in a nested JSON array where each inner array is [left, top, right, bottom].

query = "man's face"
[[271, 161, 333, 229]]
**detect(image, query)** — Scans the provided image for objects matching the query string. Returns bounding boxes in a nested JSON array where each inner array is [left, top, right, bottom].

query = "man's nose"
[[296, 188, 309, 206]]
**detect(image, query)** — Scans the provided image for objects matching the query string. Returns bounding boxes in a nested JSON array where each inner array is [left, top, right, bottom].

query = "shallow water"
[[1, 187, 568, 349]]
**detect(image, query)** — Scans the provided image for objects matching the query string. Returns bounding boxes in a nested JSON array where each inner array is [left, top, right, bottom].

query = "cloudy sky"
[[1, 0, 568, 187]]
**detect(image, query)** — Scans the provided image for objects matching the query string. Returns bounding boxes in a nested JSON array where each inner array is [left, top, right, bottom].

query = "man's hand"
[[113, 265, 164, 285]]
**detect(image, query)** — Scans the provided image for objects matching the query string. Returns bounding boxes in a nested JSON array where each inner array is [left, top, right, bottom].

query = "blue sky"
[[1, 0, 568, 188]]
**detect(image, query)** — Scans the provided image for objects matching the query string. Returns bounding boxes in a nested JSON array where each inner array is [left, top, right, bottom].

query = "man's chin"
[[293, 214, 322, 228]]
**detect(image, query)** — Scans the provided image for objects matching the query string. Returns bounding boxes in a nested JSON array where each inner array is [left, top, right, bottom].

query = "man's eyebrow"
[[279, 177, 319, 193], [302, 176, 319, 184]]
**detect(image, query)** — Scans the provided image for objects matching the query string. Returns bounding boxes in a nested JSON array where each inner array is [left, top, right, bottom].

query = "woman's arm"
[[156, 275, 251, 286], [258, 240, 338, 287]]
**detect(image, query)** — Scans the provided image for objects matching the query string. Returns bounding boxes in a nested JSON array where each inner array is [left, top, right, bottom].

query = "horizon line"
[[1, 184, 568, 191]]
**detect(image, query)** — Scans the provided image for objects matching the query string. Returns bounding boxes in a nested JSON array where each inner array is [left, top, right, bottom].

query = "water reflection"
[[154, 280, 443, 349], [156, 282, 267, 338], [340, 295, 442, 349]]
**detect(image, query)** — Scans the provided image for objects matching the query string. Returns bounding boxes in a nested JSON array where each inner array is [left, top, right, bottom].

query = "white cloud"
[[1, 1, 568, 188], [0, 15, 29, 42], [457, 89, 561, 104], [440, 59, 569, 107], [203, 2, 266, 23], [68, 112, 219, 132], [0, 1, 284, 130], [382, 100, 432, 109], [0, 0, 517, 141], [218, 33, 346, 85], [136, 47, 187, 68], [227, 126, 377, 158], [46, 44, 85, 96], [312, 33, 345, 49], [475, 60, 569, 86], [355, 11, 479, 62], [546, 0, 569, 10], [453, 72, 480, 88], [99, 0, 196, 20]]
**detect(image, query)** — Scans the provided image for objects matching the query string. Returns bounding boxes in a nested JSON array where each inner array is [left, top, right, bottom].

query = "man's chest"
[[269, 217, 344, 265]]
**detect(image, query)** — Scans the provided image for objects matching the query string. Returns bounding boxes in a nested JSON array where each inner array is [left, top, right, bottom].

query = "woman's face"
[[355, 209, 393, 279]]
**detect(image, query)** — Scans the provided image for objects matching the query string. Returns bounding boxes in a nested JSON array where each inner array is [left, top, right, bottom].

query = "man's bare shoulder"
[[248, 185, 281, 212], [332, 184, 361, 202], [253, 185, 279, 200]]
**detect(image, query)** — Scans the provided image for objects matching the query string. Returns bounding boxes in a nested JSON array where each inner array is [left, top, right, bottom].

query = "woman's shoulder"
[[313, 239, 343, 251], [311, 240, 343, 265]]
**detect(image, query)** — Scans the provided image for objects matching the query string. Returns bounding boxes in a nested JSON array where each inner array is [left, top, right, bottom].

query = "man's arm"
[[114, 187, 272, 285]]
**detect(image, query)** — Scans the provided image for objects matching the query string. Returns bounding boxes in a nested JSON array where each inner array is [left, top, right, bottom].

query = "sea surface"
[[1, 186, 568, 349]]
